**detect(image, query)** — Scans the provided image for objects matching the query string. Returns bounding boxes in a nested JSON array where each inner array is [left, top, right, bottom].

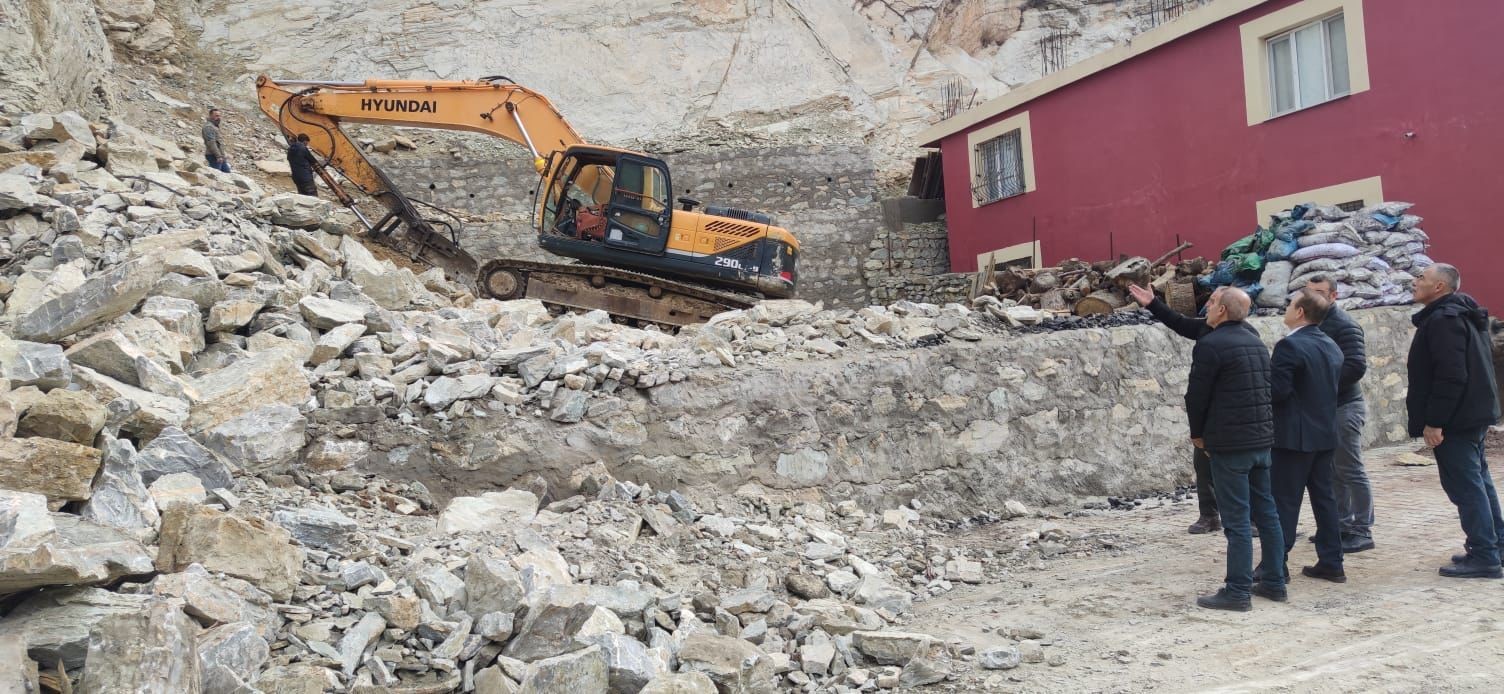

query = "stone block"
[[65, 329, 149, 386], [438, 490, 538, 534], [0, 510, 155, 598], [79, 438, 160, 539], [676, 633, 775, 693], [154, 505, 304, 601], [76, 597, 201, 694], [0, 587, 152, 671], [187, 345, 309, 433], [0, 338, 71, 390], [303, 439, 368, 472], [0, 437, 102, 502], [517, 645, 608, 693], [297, 296, 366, 330], [149, 472, 207, 510], [198, 404, 307, 473], [17, 388, 107, 444], [197, 622, 269, 694], [272, 506, 358, 553], [259, 193, 332, 228], [13, 253, 166, 343], [71, 365, 188, 441], [135, 426, 234, 491]]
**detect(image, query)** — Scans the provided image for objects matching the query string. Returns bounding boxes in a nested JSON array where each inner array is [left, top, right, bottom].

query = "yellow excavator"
[[254, 75, 800, 325]]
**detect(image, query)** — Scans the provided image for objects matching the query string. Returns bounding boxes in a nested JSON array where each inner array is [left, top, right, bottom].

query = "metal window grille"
[[972, 130, 1025, 205], [1337, 200, 1365, 212], [1040, 29, 1068, 75]]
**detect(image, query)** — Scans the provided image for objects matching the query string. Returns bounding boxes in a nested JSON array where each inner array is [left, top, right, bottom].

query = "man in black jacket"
[[1129, 284, 1227, 535], [286, 133, 320, 197], [1262, 289, 1346, 587], [1407, 263, 1503, 578], [1306, 276, 1374, 553], [1180, 287, 1285, 611]]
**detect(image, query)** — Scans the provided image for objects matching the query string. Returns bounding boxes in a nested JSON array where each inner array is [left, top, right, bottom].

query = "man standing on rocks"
[[1178, 287, 1284, 611], [1406, 263, 1503, 579], [1262, 288, 1345, 588], [202, 108, 230, 173], [286, 133, 319, 197], [1129, 284, 1228, 536], [1304, 275, 1374, 553]]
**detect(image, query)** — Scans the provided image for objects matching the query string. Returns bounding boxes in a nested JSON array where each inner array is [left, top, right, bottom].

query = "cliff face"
[[187, 0, 1144, 165]]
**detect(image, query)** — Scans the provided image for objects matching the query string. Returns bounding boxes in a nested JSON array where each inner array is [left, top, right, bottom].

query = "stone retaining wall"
[[358, 307, 1417, 516]]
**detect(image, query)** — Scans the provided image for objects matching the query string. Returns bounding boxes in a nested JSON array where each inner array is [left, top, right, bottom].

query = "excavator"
[[254, 75, 801, 326]]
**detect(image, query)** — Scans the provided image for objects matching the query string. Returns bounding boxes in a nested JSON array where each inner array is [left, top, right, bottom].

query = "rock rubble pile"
[[0, 108, 1083, 692]]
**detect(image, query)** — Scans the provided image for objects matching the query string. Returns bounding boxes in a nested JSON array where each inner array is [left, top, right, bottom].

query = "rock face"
[[0, 437, 102, 502], [154, 505, 305, 601], [76, 598, 201, 694]]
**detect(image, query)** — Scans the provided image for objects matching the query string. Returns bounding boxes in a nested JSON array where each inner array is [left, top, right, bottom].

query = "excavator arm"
[[254, 75, 588, 277]]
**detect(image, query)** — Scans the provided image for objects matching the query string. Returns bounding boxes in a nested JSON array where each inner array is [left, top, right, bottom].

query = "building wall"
[[939, 0, 1504, 309], [377, 145, 885, 307]]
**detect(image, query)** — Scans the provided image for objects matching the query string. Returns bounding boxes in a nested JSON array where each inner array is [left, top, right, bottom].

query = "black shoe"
[[1188, 516, 1221, 535], [1302, 564, 1348, 583], [1341, 535, 1375, 554], [1196, 588, 1251, 612], [1438, 558, 1504, 579], [1252, 562, 1288, 584], [1251, 583, 1288, 602]]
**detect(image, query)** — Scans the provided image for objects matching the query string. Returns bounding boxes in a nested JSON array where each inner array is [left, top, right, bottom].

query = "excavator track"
[[476, 258, 760, 327]]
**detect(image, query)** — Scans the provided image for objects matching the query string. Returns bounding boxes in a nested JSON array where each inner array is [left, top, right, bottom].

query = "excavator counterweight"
[[254, 75, 799, 326]]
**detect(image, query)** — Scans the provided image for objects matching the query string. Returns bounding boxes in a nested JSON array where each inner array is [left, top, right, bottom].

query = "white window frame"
[[1265, 13, 1349, 117], [972, 129, 1027, 206]]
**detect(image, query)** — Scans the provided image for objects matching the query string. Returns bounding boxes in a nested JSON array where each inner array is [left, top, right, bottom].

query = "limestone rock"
[[250, 665, 340, 694], [639, 673, 718, 694], [518, 645, 609, 693], [309, 322, 366, 365], [466, 549, 527, 616], [71, 365, 188, 440], [298, 296, 366, 330], [504, 603, 597, 662], [475, 665, 522, 693], [0, 437, 102, 502], [0, 174, 44, 210], [148, 473, 207, 511], [677, 633, 775, 693], [0, 588, 153, 670], [155, 505, 304, 601], [199, 404, 307, 473], [413, 566, 467, 615], [367, 593, 421, 631], [478, 612, 516, 642], [187, 345, 309, 433], [0, 634, 37, 694], [79, 437, 160, 538], [259, 193, 332, 228], [135, 426, 234, 491], [438, 490, 538, 534], [0, 490, 53, 550], [76, 597, 201, 694], [337, 612, 385, 675], [850, 631, 939, 666], [197, 622, 269, 694], [272, 506, 358, 553], [122, 310, 195, 368], [303, 438, 368, 472], [13, 254, 166, 343], [424, 374, 496, 410], [65, 329, 150, 386], [979, 645, 1021, 670], [0, 338, 71, 390], [152, 564, 278, 628], [205, 298, 263, 332], [586, 633, 668, 694], [162, 248, 216, 278], [16, 388, 107, 444], [0, 512, 155, 608]]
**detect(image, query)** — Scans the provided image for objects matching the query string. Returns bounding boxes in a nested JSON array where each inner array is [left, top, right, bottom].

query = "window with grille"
[[972, 130, 1025, 205], [1336, 199, 1364, 212], [1266, 13, 1349, 116]]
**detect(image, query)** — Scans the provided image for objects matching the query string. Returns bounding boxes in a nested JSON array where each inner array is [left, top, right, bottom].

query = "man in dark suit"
[[1180, 287, 1285, 611], [1305, 275, 1374, 553], [1129, 284, 1228, 535], [1407, 263, 1503, 579], [1263, 288, 1347, 587]]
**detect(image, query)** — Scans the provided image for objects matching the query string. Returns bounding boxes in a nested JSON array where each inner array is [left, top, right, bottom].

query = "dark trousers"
[[1208, 448, 1285, 597], [1435, 426, 1504, 566], [294, 176, 318, 197], [1271, 448, 1344, 571], [1194, 447, 1217, 517], [206, 154, 230, 173]]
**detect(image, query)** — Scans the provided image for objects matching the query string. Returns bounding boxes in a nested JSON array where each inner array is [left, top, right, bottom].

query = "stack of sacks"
[[1255, 201, 1432, 310]]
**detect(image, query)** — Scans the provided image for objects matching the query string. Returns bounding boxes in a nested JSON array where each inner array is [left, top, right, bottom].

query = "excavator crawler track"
[[476, 259, 759, 327]]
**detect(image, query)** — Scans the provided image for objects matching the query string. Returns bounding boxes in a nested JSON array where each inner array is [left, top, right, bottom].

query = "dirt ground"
[[911, 443, 1504, 693]]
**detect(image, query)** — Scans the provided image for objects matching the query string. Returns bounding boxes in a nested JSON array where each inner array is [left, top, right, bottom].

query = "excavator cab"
[[537, 147, 670, 255]]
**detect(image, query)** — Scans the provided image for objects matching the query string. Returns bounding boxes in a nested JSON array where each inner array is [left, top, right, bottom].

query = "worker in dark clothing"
[[1407, 263, 1503, 579], [1177, 287, 1284, 611], [1304, 276, 1375, 553], [1260, 288, 1346, 589], [287, 133, 319, 197], [1130, 284, 1238, 536]]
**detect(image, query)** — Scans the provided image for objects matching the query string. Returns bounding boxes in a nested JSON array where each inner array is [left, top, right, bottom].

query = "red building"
[[920, 0, 1504, 309]]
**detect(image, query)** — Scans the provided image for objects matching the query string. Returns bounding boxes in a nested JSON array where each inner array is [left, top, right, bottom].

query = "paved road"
[[912, 444, 1504, 693]]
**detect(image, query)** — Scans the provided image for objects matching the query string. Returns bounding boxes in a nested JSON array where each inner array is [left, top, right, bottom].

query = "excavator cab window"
[[604, 156, 670, 253]]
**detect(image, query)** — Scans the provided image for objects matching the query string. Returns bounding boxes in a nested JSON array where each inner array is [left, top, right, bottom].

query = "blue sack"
[[1266, 237, 1299, 261]]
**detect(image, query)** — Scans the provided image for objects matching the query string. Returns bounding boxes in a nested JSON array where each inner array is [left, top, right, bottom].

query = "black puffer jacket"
[[1318, 305, 1367, 404], [1407, 293, 1501, 436], [1186, 320, 1275, 452]]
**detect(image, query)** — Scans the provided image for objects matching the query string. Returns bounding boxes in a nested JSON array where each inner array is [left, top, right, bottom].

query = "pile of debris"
[[974, 244, 1207, 322]]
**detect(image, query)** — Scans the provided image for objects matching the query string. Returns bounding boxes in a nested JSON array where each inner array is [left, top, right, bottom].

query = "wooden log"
[[1150, 241, 1194, 266], [1150, 266, 1179, 292], [1039, 288, 1068, 312], [1167, 279, 1198, 315], [1075, 289, 1127, 316], [1028, 271, 1060, 293]]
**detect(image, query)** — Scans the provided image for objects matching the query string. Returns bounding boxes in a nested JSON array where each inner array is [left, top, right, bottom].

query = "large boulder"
[[79, 438, 160, 539], [438, 490, 538, 535], [0, 502, 155, 598], [676, 633, 776, 693], [466, 549, 527, 617], [424, 374, 496, 410], [197, 622, 269, 693], [134, 426, 234, 491], [297, 296, 367, 330], [0, 634, 38, 694], [259, 194, 332, 228], [0, 437, 102, 502], [151, 564, 278, 631], [271, 506, 358, 553], [16, 388, 108, 444], [0, 174, 45, 210], [65, 329, 151, 386], [639, 673, 718, 694], [13, 254, 166, 343], [71, 365, 189, 440], [0, 588, 153, 670], [517, 645, 608, 693], [75, 597, 201, 694], [154, 505, 304, 601], [0, 338, 71, 390], [140, 295, 207, 358], [186, 346, 309, 433], [198, 404, 307, 473]]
